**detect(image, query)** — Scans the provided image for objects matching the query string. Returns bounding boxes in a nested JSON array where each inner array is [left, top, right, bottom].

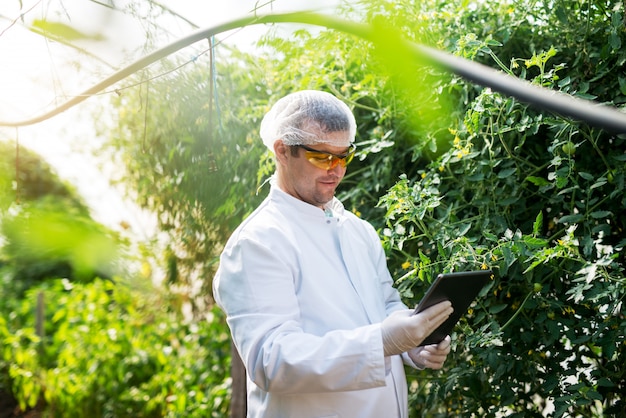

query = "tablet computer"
[[413, 269, 493, 346]]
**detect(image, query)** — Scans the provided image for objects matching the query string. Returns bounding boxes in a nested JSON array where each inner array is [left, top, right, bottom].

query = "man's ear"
[[274, 140, 289, 166]]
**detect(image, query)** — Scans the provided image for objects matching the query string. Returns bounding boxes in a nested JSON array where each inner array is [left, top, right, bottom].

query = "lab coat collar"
[[269, 182, 346, 221]]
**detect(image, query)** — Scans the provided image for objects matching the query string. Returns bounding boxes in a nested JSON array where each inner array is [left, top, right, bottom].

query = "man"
[[213, 90, 453, 418]]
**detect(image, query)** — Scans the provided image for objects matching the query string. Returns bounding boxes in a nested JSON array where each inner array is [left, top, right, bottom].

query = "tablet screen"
[[413, 270, 493, 346]]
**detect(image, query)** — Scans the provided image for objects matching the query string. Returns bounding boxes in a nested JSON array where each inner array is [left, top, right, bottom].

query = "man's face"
[[275, 130, 353, 209]]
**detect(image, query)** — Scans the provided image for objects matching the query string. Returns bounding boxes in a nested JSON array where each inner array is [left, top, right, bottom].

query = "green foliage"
[[0, 278, 231, 417], [0, 141, 119, 299], [1, 125, 232, 418], [2, 203, 119, 286], [0, 140, 87, 212], [101, 51, 270, 309], [91, 0, 625, 416], [373, 1, 625, 416]]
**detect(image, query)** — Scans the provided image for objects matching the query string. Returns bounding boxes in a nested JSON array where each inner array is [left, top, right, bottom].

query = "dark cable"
[[1, 12, 625, 133]]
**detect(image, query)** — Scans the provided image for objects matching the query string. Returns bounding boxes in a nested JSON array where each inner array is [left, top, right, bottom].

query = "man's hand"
[[407, 335, 452, 370], [381, 301, 453, 356]]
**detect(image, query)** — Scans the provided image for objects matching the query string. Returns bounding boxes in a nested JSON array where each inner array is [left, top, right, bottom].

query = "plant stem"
[[501, 290, 533, 331]]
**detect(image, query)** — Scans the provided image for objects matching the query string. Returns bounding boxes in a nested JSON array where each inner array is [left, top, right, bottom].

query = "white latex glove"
[[381, 301, 453, 357], [408, 335, 452, 370]]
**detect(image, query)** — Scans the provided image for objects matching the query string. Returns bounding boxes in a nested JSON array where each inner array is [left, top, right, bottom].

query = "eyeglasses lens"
[[304, 147, 355, 170]]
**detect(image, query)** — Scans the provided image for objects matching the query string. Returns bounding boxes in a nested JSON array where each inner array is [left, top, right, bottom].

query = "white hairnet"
[[260, 90, 356, 152]]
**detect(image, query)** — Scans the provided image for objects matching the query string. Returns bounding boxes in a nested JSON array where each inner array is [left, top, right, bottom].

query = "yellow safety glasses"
[[297, 143, 357, 170]]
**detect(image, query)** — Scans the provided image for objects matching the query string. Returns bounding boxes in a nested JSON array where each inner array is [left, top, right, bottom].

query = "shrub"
[[378, 12, 625, 416], [0, 278, 231, 417]]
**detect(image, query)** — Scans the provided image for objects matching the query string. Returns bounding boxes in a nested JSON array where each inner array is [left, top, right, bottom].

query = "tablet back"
[[414, 270, 493, 346]]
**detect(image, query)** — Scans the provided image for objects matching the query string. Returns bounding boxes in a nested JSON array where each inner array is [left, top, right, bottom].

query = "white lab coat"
[[214, 184, 419, 418]]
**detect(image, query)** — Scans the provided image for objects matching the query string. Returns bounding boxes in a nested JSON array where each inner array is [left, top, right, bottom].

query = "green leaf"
[[499, 196, 519, 205], [457, 222, 472, 236], [597, 378, 615, 388], [574, 93, 597, 100], [533, 211, 543, 236], [555, 5, 568, 23], [483, 231, 498, 242], [543, 374, 559, 391], [619, 76, 626, 96], [526, 176, 550, 186], [586, 390, 603, 401], [590, 179, 607, 190], [489, 304, 508, 314], [502, 246, 515, 268], [497, 167, 517, 179], [612, 11, 624, 27], [590, 211, 612, 219], [567, 382, 586, 392], [558, 214, 584, 224], [609, 32, 621, 51], [467, 172, 485, 181], [30, 19, 104, 42], [523, 236, 548, 247]]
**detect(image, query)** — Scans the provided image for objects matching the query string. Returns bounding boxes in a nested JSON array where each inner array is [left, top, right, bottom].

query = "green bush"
[[380, 123, 625, 416], [0, 278, 231, 417], [375, 2, 626, 415]]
